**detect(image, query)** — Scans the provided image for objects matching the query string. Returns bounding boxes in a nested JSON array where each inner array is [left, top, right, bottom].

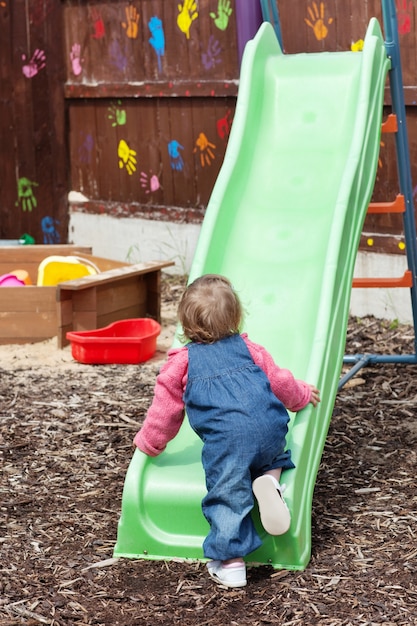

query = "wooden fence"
[[1, 0, 417, 256]]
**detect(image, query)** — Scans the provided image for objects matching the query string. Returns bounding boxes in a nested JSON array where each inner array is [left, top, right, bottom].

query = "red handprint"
[[91, 7, 105, 39], [397, 0, 412, 35]]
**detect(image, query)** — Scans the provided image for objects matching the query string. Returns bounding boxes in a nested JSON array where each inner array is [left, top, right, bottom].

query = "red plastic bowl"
[[66, 318, 161, 365]]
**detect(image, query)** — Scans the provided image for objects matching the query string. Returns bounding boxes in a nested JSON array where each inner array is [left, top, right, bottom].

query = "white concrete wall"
[[68, 211, 200, 276], [68, 209, 414, 324], [351, 251, 413, 324]]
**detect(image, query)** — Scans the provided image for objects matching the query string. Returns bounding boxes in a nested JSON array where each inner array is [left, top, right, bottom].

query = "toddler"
[[134, 274, 320, 588]]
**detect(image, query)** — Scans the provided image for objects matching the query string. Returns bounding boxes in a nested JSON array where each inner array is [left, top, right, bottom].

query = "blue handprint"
[[148, 16, 165, 73], [41, 216, 60, 244], [168, 140, 184, 171]]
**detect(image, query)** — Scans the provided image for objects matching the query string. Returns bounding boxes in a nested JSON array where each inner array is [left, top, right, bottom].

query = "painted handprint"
[[70, 43, 83, 76], [140, 171, 161, 194], [168, 140, 185, 171], [397, 0, 412, 35], [108, 101, 126, 127], [216, 109, 232, 140], [202, 36, 222, 70], [304, 2, 333, 41], [22, 49, 46, 78], [122, 5, 140, 39], [90, 6, 105, 39], [109, 39, 128, 72], [194, 133, 216, 167], [148, 16, 165, 72], [78, 132, 94, 164], [177, 0, 198, 40], [29, 0, 54, 26], [41, 216, 60, 244], [210, 0, 233, 31], [16, 177, 38, 212], [118, 140, 137, 175], [351, 39, 364, 52]]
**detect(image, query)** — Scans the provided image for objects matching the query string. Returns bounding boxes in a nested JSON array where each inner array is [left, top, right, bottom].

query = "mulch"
[[1, 276, 417, 625]]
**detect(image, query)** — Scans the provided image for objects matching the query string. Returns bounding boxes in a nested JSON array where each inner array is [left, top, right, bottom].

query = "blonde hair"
[[178, 274, 243, 344]]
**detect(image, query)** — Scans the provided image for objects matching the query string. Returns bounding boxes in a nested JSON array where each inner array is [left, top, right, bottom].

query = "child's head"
[[178, 274, 243, 344]]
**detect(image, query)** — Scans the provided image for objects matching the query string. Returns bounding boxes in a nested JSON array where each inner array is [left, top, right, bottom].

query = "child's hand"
[[309, 385, 320, 407]]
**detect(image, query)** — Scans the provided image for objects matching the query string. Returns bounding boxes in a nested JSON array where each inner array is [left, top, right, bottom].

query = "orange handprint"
[[305, 2, 333, 41], [194, 133, 216, 167], [122, 4, 140, 39]]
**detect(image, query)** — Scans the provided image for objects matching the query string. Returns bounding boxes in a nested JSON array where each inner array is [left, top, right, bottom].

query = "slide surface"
[[114, 20, 389, 570]]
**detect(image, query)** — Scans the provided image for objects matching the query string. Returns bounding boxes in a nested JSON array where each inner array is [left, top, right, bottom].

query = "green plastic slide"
[[114, 20, 389, 570]]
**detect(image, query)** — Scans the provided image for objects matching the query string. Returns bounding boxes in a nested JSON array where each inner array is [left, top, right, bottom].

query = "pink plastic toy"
[[0, 273, 25, 287]]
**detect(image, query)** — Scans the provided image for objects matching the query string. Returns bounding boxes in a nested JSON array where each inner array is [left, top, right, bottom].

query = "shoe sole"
[[208, 569, 247, 588], [207, 563, 247, 588], [252, 476, 291, 535]]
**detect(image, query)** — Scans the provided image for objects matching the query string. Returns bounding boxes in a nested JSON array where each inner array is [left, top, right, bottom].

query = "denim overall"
[[184, 334, 294, 561]]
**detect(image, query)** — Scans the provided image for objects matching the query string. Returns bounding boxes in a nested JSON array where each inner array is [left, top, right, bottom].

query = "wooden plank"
[[0, 311, 57, 341], [96, 304, 150, 330], [64, 81, 238, 99], [143, 270, 161, 321], [57, 296, 74, 329], [56, 261, 173, 292], [95, 280, 147, 317], [2, 1, 68, 244], [71, 311, 98, 331], [0, 287, 56, 312]]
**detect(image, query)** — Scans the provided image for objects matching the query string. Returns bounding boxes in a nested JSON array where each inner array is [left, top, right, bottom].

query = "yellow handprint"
[[118, 139, 137, 175], [194, 133, 216, 167], [351, 39, 364, 52], [122, 4, 140, 39], [177, 0, 198, 40], [304, 2, 333, 41]]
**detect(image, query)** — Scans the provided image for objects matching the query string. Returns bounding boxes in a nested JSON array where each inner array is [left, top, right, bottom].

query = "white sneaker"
[[206, 560, 247, 588], [252, 475, 291, 535]]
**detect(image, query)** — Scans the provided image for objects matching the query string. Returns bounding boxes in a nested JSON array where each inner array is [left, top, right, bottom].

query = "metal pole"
[[381, 0, 417, 356]]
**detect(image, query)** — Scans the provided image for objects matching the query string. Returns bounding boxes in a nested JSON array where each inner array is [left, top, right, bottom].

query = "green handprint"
[[177, 0, 198, 39], [210, 0, 233, 31], [108, 101, 126, 127], [16, 177, 38, 212]]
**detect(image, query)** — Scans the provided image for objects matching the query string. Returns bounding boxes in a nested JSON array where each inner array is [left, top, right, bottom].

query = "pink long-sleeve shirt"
[[134, 334, 312, 457]]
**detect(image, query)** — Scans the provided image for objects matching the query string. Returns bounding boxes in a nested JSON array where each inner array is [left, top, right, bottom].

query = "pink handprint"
[[140, 171, 161, 194], [70, 43, 83, 76], [22, 49, 46, 78]]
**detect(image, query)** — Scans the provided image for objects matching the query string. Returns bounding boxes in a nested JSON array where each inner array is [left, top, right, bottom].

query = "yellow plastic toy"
[[37, 256, 99, 286]]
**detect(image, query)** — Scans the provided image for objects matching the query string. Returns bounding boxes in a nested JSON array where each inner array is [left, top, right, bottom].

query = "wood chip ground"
[[1, 276, 417, 625]]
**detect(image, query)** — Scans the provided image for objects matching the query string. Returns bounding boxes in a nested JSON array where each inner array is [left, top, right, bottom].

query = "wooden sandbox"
[[0, 245, 173, 348]]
